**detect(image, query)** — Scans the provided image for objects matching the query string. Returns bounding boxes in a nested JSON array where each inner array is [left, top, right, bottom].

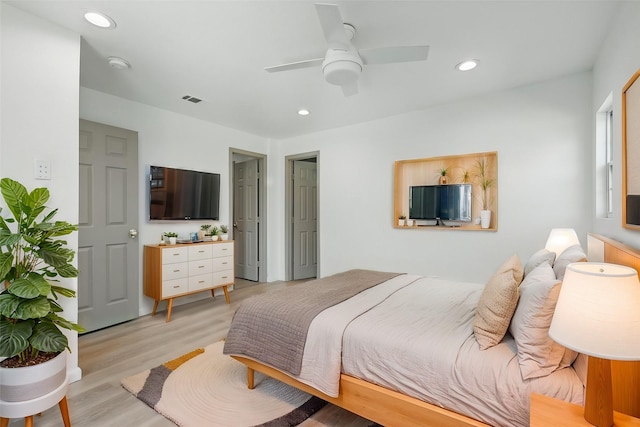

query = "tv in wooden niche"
[[149, 165, 220, 220], [409, 184, 472, 226]]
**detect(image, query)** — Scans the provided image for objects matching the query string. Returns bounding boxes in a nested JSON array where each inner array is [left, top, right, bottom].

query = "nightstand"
[[531, 393, 640, 426]]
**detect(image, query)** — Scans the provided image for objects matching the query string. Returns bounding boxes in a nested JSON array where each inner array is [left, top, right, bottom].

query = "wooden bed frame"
[[232, 233, 640, 426]]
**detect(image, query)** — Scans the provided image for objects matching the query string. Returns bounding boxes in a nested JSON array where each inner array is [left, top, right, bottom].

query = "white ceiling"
[[6, 0, 621, 140]]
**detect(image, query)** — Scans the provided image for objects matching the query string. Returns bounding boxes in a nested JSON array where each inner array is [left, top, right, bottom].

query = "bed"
[[223, 234, 640, 426]]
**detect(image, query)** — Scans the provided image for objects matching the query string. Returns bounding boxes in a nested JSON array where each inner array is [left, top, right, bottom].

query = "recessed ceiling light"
[[107, 56, 130, 70], [298, 109, 310, 116], [84, 11, 116, 29], [456, 60, 479, 71]]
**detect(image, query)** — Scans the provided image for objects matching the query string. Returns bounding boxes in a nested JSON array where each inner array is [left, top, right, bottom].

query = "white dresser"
[[143, 240, 234, 322]]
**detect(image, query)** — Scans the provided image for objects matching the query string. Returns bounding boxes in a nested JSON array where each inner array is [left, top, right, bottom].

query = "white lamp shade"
[[545, 228, 580, 257], [549, 262, 640, 360]]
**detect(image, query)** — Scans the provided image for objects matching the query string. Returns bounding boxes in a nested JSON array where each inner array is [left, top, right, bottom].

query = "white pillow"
[[524, 249, 556, 276], [474, 255, 524, 350], [509, 263, 576, 379], [552, 244, 587, 280]]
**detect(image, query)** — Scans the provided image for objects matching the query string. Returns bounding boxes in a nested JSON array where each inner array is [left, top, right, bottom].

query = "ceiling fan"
[[265, 3, 429, 96]]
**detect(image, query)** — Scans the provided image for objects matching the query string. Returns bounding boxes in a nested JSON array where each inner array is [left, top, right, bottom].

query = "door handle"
[[233, 222, 238, 228], [129, 229, 138, 239]]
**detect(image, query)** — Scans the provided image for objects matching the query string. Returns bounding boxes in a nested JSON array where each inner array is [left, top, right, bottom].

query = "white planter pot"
[[0, 351, 68, 418], [398, 219, 406, 226], [220, 234, 229, 241], [480, 210, 492, 229], [169, 237, 177, 245], [406, 219, 414, 227]]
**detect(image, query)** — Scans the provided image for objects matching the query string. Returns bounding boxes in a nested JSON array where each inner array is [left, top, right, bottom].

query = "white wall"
[[591, 1, 640, 249], [80, 88, 268, 314], [270, 73, 593, 283], [1, 4, 82, 381]]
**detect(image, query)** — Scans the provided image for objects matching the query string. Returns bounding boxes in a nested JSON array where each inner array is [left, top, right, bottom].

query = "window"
[[596, 93, 614, 218]]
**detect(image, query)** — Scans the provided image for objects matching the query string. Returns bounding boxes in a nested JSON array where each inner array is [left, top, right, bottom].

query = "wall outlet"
[[34, 159, 51, 180]]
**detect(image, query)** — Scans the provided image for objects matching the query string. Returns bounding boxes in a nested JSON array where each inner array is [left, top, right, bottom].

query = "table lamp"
[[549, 262, 640, 427], [545, 228, 580, 257]]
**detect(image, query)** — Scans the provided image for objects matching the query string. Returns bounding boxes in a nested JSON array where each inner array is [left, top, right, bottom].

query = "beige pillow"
[[552, 244, 587, 280], [509, 263, 576, 379], [524, 249, 556, 276], [474, 255, 524, 350]]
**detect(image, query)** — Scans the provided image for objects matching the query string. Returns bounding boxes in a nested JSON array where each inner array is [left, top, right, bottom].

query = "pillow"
[[474, 255, 524, 350], [552, 244, 587, 280], [524, 249, 556, 276], [509, 263, 577, 379]]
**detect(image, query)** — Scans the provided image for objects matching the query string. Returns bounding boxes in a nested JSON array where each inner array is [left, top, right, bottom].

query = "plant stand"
[[0, 382, 70, 427]]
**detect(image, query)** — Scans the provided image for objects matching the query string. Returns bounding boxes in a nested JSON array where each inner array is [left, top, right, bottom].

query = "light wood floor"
[[9, 279, 373, 427]]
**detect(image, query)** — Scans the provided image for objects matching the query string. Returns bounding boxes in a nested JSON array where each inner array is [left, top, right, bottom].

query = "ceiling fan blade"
[[359, 45, 430, 65], [341, 81, 358, 97], [315, 3, 350, 51], [264, 58, 324, 73]]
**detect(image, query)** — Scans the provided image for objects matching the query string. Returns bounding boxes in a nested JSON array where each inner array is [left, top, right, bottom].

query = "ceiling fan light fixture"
[[456, 60, 479, 71], [84, 11, 116, 29], [322, 49, 363, 86]]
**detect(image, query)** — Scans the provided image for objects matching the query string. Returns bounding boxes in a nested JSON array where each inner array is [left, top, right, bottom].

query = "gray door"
[[233, 159, 259, 281], [293, 160, 317, 280], [78, 119, 139, 332]]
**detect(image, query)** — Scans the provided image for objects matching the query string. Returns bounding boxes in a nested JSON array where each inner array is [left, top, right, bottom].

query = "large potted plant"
[[474, 159, 494, 229], [0, 178, 84, 413]]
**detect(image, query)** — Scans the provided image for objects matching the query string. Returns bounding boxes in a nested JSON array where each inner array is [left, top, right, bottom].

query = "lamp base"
[[585, 356, 614, 427]]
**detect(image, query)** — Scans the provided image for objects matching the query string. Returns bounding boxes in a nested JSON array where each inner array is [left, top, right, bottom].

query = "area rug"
[[121, 341, 330, 427]]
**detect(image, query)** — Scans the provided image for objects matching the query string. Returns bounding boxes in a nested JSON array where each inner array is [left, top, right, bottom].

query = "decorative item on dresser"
[[143, 240, 234, 322]]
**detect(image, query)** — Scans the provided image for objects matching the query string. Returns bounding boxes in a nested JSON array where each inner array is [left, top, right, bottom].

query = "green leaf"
[[7, 274, 50, 299], [48, 312, 85, 333], [29, 187, 50, 211], [50, 285, 77, 298], [0, 252, 13, 281], [0, 292, 22, 317], [54, 264, 78, 279], [0, 178, 28, 221], [0, 319, 33, 358], [30, 321, 67, 353], [12, 295, 51, 320]]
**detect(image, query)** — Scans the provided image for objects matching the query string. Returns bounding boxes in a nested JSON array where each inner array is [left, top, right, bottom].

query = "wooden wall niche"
[[394, 151, 498, 230], [623, 69, 640, 230]]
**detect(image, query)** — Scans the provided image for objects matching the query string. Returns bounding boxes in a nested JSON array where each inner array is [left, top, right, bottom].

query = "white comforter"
[[296, 276, 584, 427]]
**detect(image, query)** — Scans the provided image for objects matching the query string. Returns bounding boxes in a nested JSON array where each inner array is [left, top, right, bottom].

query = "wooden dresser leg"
[[151, 300, 159, 316], [248, 367, 255, 390], [59, 395, 71, 427], [25, 416, 34, 427], [0, 417, 9, 427], [166, 298, 174, 322], [210, 289, 216, 299], [223, 285, 230, 304]]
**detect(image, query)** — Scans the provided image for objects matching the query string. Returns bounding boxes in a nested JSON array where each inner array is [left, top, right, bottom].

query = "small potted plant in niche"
[[398, 214, 406, 227], [439, 167, 449, 185], [219, 225, 229, 241], [0, 178, 85, 410], [163, 232, 178, 245]]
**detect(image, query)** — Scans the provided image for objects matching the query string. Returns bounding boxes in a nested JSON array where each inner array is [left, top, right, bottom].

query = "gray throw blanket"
[[223, 269, 401, 376]]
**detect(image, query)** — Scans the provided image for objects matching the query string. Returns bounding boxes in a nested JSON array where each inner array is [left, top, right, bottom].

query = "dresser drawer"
[[213, 270, 233, 286], [212, 242, 233, 258], [189, 274, 213, 292], [189, 244, 213, 261], [212, 256, 232, 271], [189, 259, 213, 276], [162, 278, 188, 297], [162, 262, 188, 280], [162, 247, 188, 264]]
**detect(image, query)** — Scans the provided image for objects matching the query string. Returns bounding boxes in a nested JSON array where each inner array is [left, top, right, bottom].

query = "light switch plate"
[[34, 159, 51, 180]]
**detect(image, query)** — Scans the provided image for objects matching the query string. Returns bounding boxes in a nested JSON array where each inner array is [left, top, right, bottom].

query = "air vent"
[[181, 95, 202, 103]]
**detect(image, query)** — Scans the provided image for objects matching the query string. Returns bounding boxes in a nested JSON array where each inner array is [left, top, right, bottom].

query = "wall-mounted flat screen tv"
[[409, 184, 472, 222], [149, 165, 220, 220]]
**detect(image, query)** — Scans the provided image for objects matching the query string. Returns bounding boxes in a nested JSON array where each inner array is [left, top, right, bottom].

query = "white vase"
[[0, 351, 68, 418], [480, 210, 492, 229]]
